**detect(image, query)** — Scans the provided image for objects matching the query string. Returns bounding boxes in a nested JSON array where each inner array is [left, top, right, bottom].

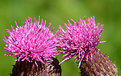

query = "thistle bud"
[[11, 57, 61, 76], [80, 49, 118, 76]]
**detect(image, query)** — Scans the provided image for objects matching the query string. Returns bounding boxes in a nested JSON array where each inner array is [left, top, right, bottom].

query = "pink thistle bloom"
[[56, 16, 105, 68], [4, 16, 57, 64]]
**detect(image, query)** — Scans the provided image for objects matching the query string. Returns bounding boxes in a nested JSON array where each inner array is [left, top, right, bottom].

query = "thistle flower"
[[4, 17, 61, 76], [4, 16, 57, 64], [56, 16, 118, 75], [56, 16, 105, 67]]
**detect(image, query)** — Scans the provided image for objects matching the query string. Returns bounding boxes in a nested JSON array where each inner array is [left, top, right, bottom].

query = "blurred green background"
[[0, 0, 121, 76]]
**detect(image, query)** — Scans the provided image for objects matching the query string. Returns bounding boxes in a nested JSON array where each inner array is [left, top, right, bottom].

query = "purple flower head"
[[4, 16, 57, 64], [56, 16, 105, 67]]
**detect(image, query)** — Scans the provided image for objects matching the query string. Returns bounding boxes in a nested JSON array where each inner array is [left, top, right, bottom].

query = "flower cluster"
[[56, 16, 105, 67], [4, 17, 57, 64], [3, 16, 118, 76]]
